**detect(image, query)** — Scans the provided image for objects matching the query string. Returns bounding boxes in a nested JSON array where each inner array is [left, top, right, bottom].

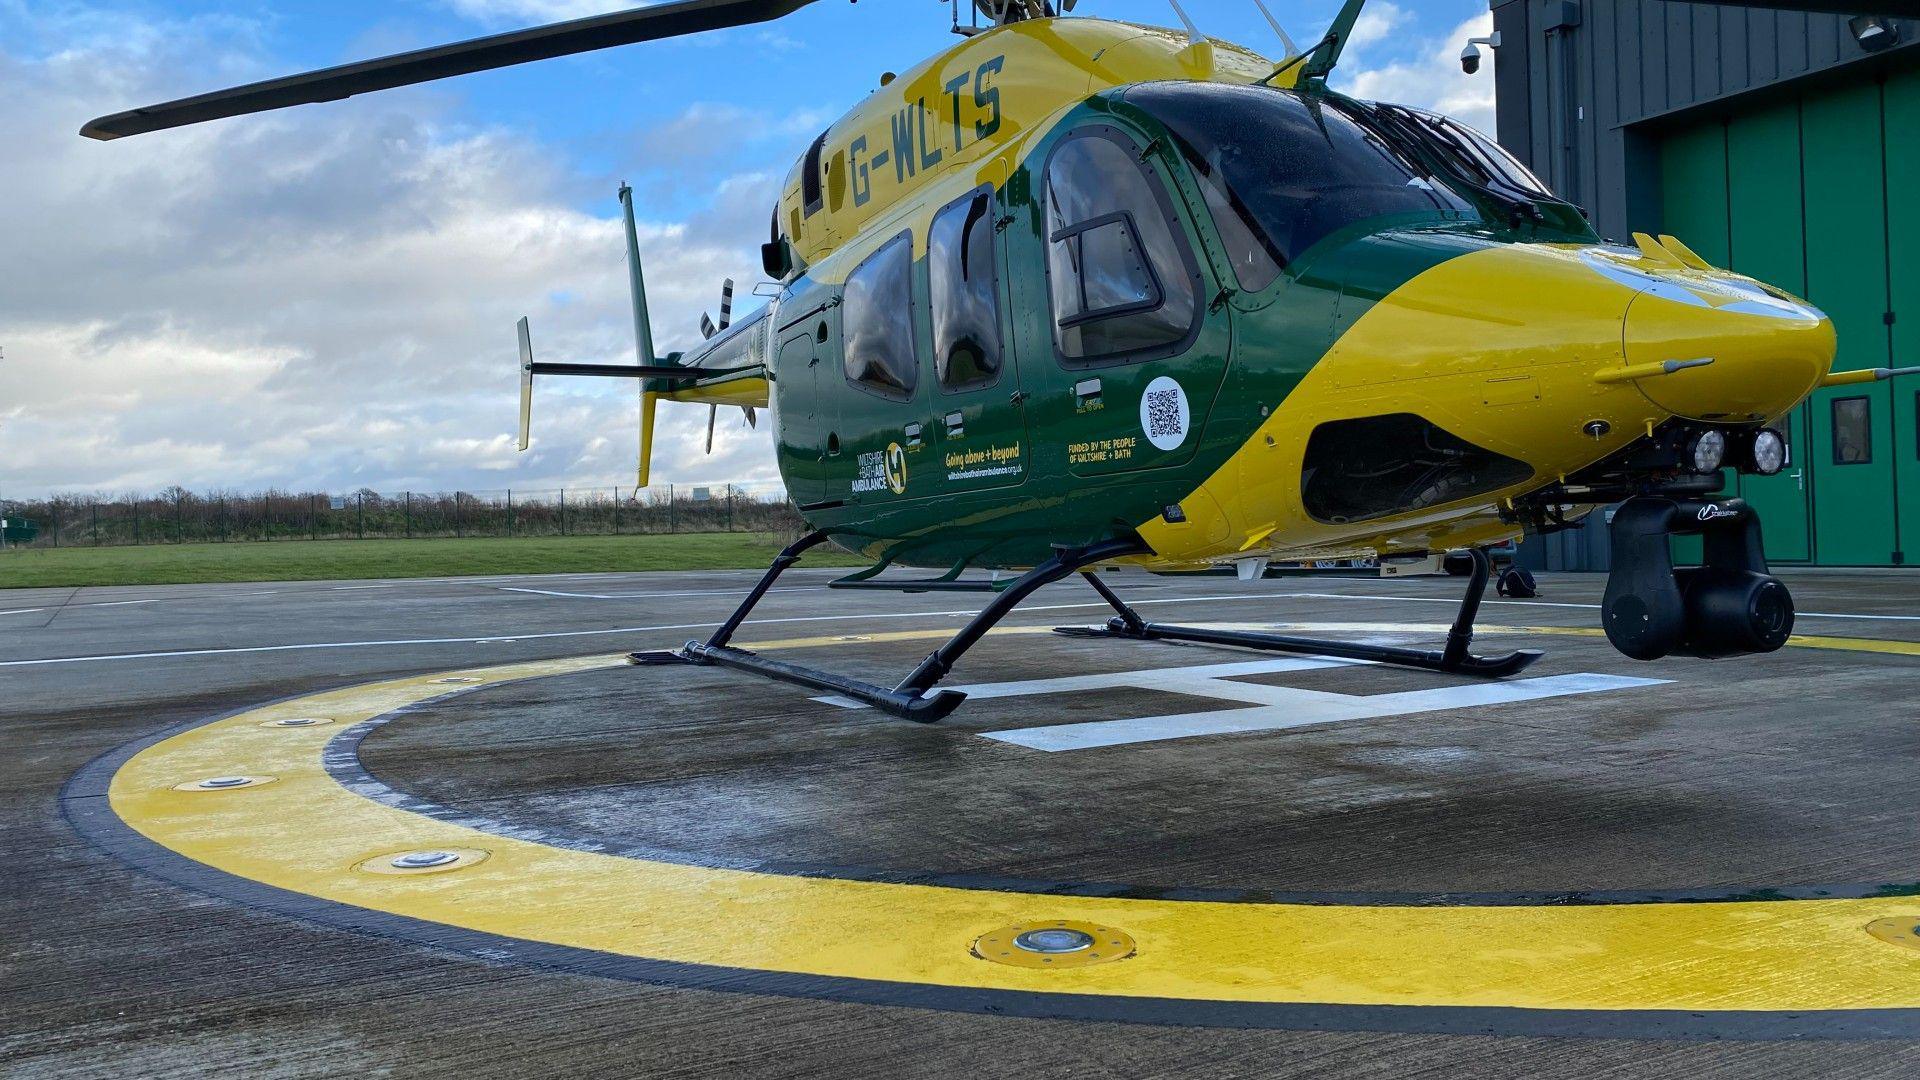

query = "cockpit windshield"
[[1370, 103, 1557, 202], [1123, 82, 1475, 290]]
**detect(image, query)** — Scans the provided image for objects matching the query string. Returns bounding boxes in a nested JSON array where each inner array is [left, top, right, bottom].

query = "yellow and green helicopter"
[[87, 0, 1883, 721]]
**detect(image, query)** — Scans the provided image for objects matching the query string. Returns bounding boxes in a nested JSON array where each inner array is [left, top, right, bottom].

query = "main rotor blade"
[[81, 0, 821, 141]]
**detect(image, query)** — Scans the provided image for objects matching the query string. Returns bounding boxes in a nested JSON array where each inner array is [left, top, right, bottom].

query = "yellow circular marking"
[[171, 775, 277, 792], [103, 631, 1920, 1016], [974, 921, 1137, 969], [1867, 918, 1920, 954], [357, 848, 491, 876]]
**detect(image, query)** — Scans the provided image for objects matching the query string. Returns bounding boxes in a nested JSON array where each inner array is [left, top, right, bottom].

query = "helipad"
[[12, 567, 1920, 1074]]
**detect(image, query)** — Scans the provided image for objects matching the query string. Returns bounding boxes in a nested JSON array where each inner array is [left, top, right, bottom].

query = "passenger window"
[[842, 232, 919, 400], [1832, 396, 1871, 465], [929, 188, 1003, 392], [1044, 129, 1199, 364]]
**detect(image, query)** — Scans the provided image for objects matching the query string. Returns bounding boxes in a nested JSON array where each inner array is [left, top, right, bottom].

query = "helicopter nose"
[[1619, 277, 1834, 423]]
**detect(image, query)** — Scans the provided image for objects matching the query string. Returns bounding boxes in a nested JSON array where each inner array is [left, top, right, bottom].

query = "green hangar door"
[[1659, 67, 1919, 567]]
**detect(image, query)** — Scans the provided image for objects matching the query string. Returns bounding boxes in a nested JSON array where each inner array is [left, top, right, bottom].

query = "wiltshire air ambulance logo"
[[884, 442, 909, 495]]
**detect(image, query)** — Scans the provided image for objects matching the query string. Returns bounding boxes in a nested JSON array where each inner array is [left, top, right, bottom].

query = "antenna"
[[1167, 0, 1207, 44], [1252, 0, 1298, 55]]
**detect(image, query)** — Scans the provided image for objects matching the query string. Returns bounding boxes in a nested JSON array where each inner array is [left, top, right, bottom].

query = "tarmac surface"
[[5, 564, 1920, 1077]]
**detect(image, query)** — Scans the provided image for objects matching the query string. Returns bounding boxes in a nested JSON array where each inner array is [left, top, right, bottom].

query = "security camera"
[[1460, 32, 1501, 75]]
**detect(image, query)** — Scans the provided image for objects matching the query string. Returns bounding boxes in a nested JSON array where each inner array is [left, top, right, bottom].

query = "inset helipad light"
[[435, 677, 482, 684], [973, 921, 1136, 969], [262, 717, 332, 729], [1867, 918, 1920, 953], [173, 775, 276, 792], [356, 847, 490, 876], [1014, 928, 1095, 954]]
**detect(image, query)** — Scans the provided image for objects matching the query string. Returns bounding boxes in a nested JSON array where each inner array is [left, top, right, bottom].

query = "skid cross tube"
[[1056, 547, 1543, 678], [632, 533, 1150, 721]]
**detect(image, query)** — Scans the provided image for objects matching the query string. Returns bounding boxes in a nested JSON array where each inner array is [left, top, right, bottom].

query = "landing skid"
[[632, 532, 1151, 722], [1054, 547, 1543, 679]]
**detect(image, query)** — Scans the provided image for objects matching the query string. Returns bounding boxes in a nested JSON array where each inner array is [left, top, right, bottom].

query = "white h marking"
[[817, 658, 1667, 752]]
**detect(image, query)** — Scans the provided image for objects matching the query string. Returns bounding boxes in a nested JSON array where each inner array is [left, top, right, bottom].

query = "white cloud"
[[1347, 1, 1412, 51], [1338, 10, 1498, 135], [0, 9, 787, 499]]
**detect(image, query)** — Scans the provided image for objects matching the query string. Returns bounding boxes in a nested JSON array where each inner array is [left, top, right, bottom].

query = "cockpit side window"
[[802, 129, 828, 218], [1125, 83, 1474, 275], [1043, 127, 1201, 365], [842, 232, 919, 401]]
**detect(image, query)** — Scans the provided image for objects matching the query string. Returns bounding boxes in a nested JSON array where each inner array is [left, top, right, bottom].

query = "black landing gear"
[[632, 532, 1150, 722], [1055, 547, 1544, 679]]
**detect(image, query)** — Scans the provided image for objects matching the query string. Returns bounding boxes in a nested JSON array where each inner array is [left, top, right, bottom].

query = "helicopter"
[[86, 0, 1882, 722]]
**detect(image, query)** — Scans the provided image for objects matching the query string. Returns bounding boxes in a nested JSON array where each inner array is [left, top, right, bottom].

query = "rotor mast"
[[972, 0, 1057, 25]]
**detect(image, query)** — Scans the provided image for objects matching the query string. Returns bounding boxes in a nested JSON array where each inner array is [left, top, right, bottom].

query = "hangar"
[[1492, 0, 1920, 569]]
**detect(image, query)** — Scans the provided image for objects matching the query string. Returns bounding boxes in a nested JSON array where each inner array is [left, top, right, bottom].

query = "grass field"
[[0, 533, 868, 589]]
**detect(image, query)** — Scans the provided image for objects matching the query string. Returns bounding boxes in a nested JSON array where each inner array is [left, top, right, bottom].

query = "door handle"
[[1073, 378, 1103, 411], [904, 423, 923, 448], [944, 411, 965, 438]]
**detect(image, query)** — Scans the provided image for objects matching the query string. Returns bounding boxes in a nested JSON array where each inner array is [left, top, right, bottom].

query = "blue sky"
[[0, 0, 1496, 498]]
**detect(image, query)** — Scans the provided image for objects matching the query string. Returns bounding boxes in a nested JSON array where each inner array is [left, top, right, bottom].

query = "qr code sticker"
[[1145, 389, 1182, 439]]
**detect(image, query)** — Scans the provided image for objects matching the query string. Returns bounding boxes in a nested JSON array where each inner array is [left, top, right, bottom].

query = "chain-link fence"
[[0, 482, 801, 548]]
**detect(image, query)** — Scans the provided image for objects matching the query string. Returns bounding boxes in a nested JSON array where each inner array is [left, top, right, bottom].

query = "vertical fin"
[[620, 182, 660, 487], [618, 183, 657, 366]]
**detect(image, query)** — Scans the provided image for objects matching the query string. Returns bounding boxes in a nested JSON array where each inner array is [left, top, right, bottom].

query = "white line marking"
[[0, 593, 1315, 668], [0, 608, 47, 617], [815, 656, 1358, 710], [986, 673, 1669, 752], [332, 584, 398, 591], [499, 586, 826, 600], [1291, 592, 1920, 622]]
